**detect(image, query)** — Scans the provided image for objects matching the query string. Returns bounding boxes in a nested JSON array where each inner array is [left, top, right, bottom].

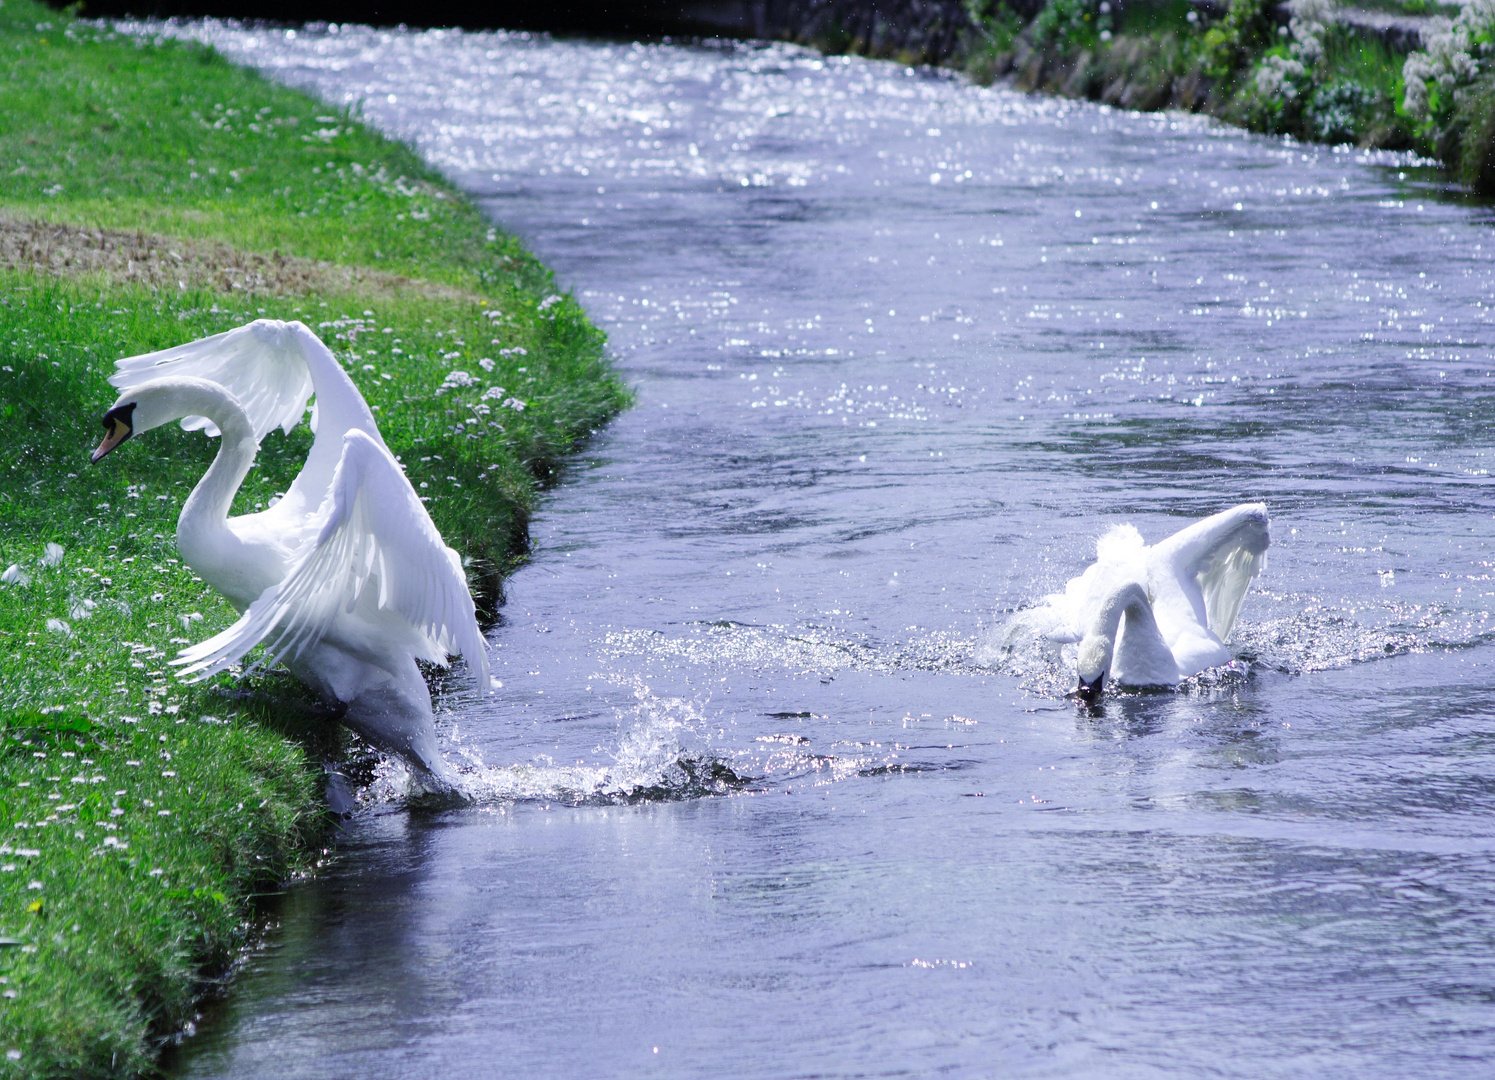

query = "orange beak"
[[91, 403, 135, 464]]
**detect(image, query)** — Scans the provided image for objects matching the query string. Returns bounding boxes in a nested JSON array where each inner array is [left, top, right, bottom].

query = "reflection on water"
[[145, 21, 1495, 1079]]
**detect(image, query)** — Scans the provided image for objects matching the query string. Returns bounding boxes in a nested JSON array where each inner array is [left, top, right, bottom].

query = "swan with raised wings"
[[90, 319, 488, 779], [1013, 503, 1270, 698]]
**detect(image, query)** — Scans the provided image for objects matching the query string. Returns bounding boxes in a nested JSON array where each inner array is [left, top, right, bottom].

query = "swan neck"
[[176, 397, 258, 552], [1091, 582, 1150, 641]]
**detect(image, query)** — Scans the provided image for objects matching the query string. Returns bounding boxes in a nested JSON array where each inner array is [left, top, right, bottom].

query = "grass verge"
[[0, 2, 629, 1076]]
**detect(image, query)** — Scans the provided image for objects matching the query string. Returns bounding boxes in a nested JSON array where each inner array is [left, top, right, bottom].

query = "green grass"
[[0, 13, 531, 291], [0, 2, 629, 1076]]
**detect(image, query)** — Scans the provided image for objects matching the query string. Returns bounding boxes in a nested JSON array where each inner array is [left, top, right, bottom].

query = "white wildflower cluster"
[[1255, 53, 1305, 99], [436, 369, 479, 394], [1255, 0, 1335, 100], [1403, 0, 1495, 121], [434, 363, 529, 412], [1289, 0, 1333, 63], [481, 386, 528, 411]]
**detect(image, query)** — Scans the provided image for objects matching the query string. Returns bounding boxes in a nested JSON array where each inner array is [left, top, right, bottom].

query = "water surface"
[[152, 23, 1495, 1078]]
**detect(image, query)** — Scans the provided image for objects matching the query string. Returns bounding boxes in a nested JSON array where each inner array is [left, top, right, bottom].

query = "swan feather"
[[109, 319, 316, 442], [171, 429, 488, 689], [1012, 503, 1270, 690]]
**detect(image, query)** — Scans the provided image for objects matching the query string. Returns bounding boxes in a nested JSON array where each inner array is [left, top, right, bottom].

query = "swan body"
[[1019, 503, 1270, 696], [92, 320, 488, 778]]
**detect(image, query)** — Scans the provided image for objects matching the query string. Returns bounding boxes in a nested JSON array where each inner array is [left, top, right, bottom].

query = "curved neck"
[[1081, 581, 1158, 679], [173, 392, 259, 555], [1091, 582, 1155, 642]]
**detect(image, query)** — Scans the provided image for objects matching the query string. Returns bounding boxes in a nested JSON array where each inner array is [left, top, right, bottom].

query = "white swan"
[[1014, 503, 1270, 697], [90, 319, 489, 779]]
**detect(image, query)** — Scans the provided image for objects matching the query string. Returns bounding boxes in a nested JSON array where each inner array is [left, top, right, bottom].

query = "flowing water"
[[142, 21, 1495, 1078]]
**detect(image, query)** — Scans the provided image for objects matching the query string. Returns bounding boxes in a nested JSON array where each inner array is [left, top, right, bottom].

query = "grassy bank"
[[826, 0, 1495, 193], [0, 2, 627, 1076]]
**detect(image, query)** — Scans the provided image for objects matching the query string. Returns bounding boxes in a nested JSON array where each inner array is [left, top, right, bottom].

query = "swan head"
[[90, 377, 250, 464], [1075, 633, 1111, 701], [90, 401, 137, 464]]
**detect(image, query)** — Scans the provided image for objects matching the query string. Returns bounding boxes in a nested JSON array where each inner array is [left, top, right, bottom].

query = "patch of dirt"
[[0, 213, 483, 303]]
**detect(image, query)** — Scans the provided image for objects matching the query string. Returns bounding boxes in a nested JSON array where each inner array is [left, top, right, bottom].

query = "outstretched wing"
[[1151, 503, 1270, 641], [109, 319, 316, 442], [171, 430, 489, 689]]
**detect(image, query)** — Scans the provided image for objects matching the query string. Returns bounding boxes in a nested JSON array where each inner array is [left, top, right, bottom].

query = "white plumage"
[[1012, 503, 1270, 695], [94, 319, 488, 778]]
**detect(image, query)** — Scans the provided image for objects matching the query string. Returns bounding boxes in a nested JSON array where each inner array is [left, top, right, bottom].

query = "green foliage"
[[0, 1, 629, 1076], [964, 0, 1026, 82], [1115, 0, 1195, 35], [1198, 0, 1276, 80], [996, 0, 1423, 156], [966, 0, 1025, 51], [1456, 70, 1495, 192], [1031, 0, 1113, 52], [1304, 79, 1380, 141]]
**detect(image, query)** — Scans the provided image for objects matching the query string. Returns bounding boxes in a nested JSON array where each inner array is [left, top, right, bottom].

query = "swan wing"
[[109, 319, 317, 442], [1150, 503, 1269, 641], [171, 430, 489, 690]]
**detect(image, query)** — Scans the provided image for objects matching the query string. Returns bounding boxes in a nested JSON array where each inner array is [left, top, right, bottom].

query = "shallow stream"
[[154, 23, 1495, 1078]]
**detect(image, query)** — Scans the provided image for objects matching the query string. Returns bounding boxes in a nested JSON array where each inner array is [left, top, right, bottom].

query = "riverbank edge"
[[0, 4, 628, 1077], [765, 0, 1492, 194]]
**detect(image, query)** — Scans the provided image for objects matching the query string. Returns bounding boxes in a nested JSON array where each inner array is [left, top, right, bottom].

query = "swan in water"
[[91, 319, 488, 781], [1010, 503, 1270, 698]]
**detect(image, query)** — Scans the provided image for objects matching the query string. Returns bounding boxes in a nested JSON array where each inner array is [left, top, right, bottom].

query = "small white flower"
[[436, 370, 478, 394], [1, 564, 29, 586], [42, 542, 64, 566], [478, 358, 495, 372], [45, 618, 72, 638]]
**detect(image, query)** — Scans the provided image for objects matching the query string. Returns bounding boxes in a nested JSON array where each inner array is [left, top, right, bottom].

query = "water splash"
[[982, 589, 1495, 699], [346, 690, 749, 808]]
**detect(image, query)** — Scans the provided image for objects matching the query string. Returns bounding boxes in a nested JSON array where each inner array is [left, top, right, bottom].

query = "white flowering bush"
[[1254, 0, 1335, 102], [1403, 0, 1495, 126]]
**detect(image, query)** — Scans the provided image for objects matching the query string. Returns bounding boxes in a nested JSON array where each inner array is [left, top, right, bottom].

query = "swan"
[[1012, 503, 1270, 698], [90, 319, 489, 780]]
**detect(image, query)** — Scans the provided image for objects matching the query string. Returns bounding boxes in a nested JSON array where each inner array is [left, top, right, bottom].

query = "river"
[[143, 21, 1495, 1079]]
